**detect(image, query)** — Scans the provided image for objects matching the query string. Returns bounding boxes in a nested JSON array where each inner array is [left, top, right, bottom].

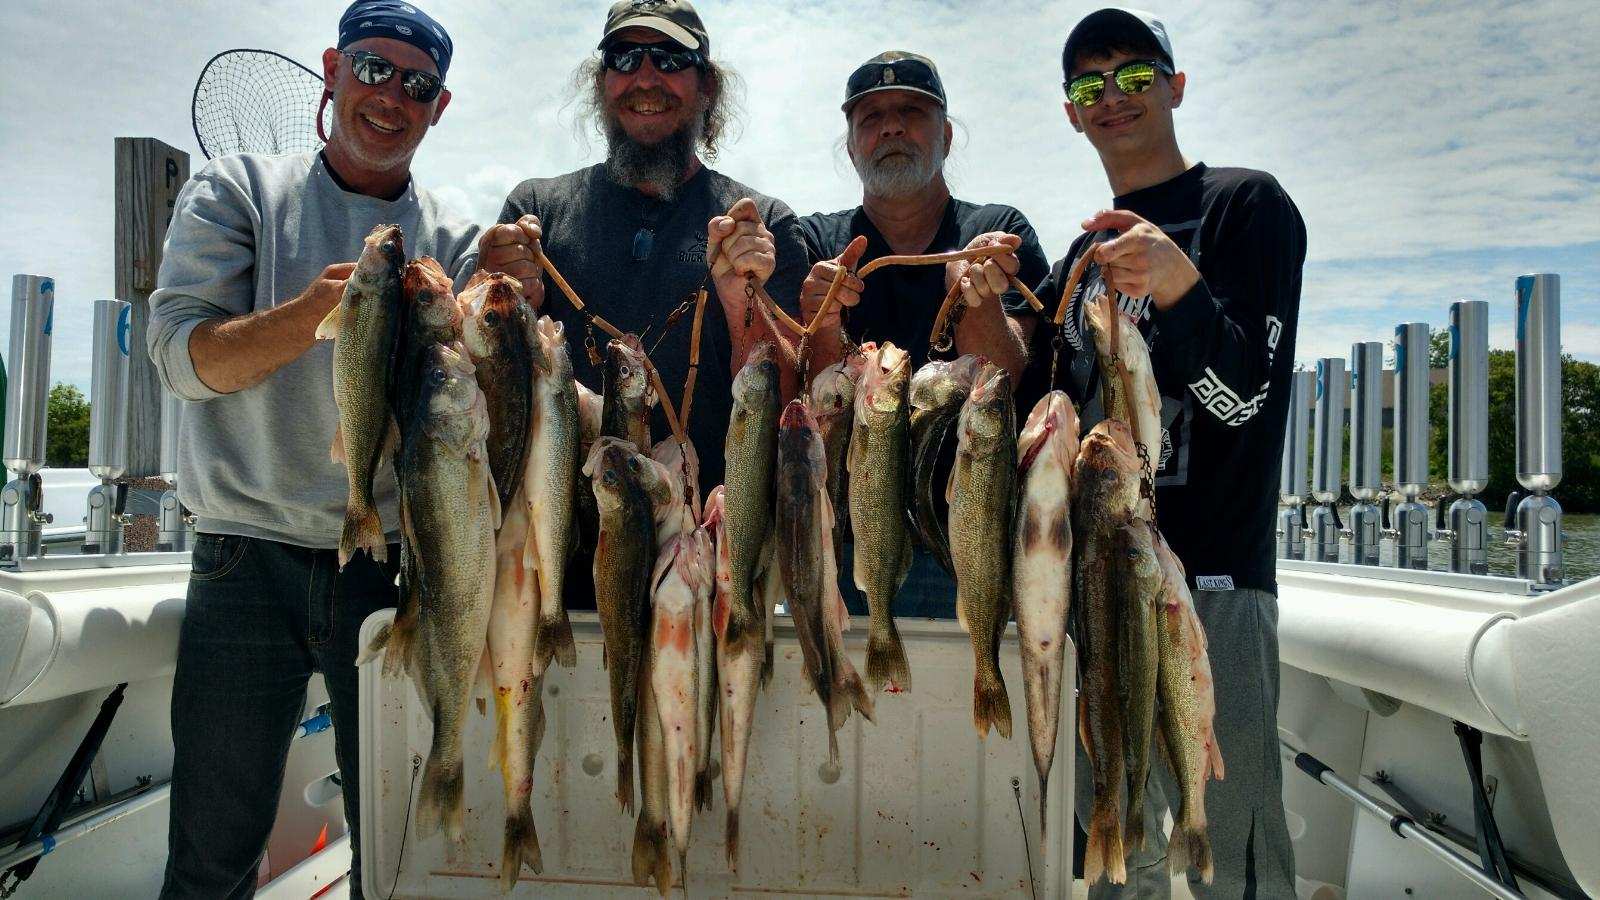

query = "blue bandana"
[[337, 1, 453, 81]]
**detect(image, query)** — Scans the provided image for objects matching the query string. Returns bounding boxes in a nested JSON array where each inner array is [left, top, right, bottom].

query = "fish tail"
[[866, 617, 912, 693], [371, 610, 418, 680], [973, 665, 1013, 740], [498, 807, 543, 891], [339, 502, 386, 568], [631, 812, 669, 889], [355, 621, 391, 668], [1126, 800, 1147, 852], [694, 769, 714, 812], [1083, 796, 1127, 885], [414, 753, 465, 843], [1037, 771, 1051, 856], [724, 808, 740, 873], [1167, 817, 1215, 884], [837, 664, 876, 725], [617, 751, 635, 815], [540, 609, 578, 669]]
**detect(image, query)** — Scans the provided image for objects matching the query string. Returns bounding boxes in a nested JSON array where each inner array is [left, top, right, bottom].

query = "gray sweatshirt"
[[148, 151, 481, 548]]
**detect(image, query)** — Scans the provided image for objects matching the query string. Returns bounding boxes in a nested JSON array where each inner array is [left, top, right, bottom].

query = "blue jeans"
[[160, 534, 398, 899]]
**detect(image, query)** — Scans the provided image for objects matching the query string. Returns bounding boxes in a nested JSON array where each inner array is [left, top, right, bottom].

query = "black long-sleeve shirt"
[[1016, 163, 1306, 593]]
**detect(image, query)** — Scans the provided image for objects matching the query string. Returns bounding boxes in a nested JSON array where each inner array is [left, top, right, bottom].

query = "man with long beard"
[[484, 0, 806, 509], [797, 51, 1050, 616]]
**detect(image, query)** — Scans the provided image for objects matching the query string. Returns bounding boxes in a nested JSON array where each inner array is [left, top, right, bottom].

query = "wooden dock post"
[[114, 137, 189, 478]]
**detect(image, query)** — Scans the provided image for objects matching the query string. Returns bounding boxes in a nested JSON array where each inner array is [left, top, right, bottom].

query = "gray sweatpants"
[[1074, 587, 1297, 899]]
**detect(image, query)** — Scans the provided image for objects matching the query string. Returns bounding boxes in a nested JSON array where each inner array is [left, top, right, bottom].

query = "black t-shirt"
[[499, 163, 807, 500], [797, 198, 1051, 371], [1016, 163, 1306, 594]]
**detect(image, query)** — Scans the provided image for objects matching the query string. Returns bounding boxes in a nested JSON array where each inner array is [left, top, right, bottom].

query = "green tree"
[[46, 383, 90, 468], [1429, 328, 1450, 369]]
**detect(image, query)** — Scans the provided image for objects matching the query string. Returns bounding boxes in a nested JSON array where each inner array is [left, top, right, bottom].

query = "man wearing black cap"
[[796, 51, 1050, 618], [484, 0, 807, 506], [1015, 8, 1303, 897], [148, 3, 488, 896]]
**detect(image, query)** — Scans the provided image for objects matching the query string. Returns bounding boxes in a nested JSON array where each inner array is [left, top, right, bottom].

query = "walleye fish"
[[318, 223, 405, 567], [1119, 519, 1165, 854], [1012, 390, 1080, 844], [947, 364, 1016, 739], [649, 439, 718, 811], [485, 482, 544, 891], [1073, 419, 1144, 885], [707, 486, 761, 871], [1085, 290, 1161, 502], [649, 517, 713, 883], [362, 342, 499, 845], [633, 648, 674, 896], [588, 437, 673, 814], [602, 335, 653, 450], [573, 379, 605, 556], [393, 257, 464, 440], [459, 271, 534, 509], [908, 354, 985, 576], [1153, 530, 1224, 884], [722, 343, 780, 667], [523, 316, 580, 670], [810, 348, 870, 565], [777, 399, 876, 767], [847, 342, 914, 692]]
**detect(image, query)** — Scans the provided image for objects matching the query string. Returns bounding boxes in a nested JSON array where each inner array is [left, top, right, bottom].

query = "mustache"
[[614, 87, 680, 110], [871, 138, 924, 164]]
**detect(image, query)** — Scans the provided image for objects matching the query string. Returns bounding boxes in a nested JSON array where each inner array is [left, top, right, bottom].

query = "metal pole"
[[1444, 300, 1489, 574], [1, 275, 56, 562], [1307, 357, 1346, 562], [1281, 742, 1524, 900], [1389, 323, 1431, 569], [84, 301, 131, 555], [1509, 274, 1563, 586], [1278, 369, 1314, 560], [1346, 341, 1384, 565]]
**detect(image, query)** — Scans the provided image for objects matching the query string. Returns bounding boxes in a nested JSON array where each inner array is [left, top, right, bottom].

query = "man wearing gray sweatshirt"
[[146, 3, 482, 897]]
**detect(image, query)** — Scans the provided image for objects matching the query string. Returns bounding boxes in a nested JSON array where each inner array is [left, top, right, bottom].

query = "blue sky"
[[1, 0, 1595, 394]]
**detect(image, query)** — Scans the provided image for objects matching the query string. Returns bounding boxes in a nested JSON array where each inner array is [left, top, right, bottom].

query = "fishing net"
[[191, 49, 329, 160]]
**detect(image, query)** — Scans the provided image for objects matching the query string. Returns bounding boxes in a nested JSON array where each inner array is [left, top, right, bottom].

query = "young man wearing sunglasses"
[[483, 0, 807, 515], [147, 2, 490, 896], [1013, 8, 1305, 898], [796, 50, 1050, 617]]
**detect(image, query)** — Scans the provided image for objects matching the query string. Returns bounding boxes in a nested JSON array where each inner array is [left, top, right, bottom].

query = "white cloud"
[[1, 0, 1596, 391]]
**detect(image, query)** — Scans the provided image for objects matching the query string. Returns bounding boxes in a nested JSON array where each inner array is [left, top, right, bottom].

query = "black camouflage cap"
[[600, 0, 710, 54], [843, 50, 946, 114]]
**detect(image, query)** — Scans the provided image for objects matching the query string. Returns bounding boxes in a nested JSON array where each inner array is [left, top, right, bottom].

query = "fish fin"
[[499, 806, 543, 891], [339, 503, 386, 568], [760, 640, 774, 688], [1167, 817, 1214, 884], [725, 808, 740, 874], [377, 605, 418, 680], [1126, 791, 1147, 852], [866, 616, 912, 693], [543, 608, 578, 670], [314, 303, 343, 341], [1083, 795, 1127, 886], [631, 812, 670, 892], [617, 754, 634, 815], [973, 666, 1012, 739], [486, 469, 504, 532], [414, 751, 466, 844], [837, 664, 876, 725], [1207, 734, 1226, 781], [1038, 770, 1051, 858], [329, 422, 346, 466], [694, 769, 714, 812], [355, 621, 391, 668], [528, 528, 578, 669]]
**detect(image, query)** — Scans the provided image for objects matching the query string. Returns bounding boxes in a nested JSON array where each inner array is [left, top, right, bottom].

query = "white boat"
[[2, 276, 1593, 898]]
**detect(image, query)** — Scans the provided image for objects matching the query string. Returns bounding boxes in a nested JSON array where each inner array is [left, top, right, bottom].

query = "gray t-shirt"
[[148, 151, 481, 547], [498, 162, 806, 498]]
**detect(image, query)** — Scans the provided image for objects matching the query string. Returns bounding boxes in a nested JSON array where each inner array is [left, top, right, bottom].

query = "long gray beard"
[[603, 113, 704, 201], [854, 132, 944, 200]]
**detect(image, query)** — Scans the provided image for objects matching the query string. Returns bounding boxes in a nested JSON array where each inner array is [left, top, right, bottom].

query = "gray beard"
[[854, 133, 943, 200], [602, 113, 703, 201]]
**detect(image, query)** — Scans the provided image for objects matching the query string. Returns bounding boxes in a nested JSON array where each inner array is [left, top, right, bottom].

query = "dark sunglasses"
[[341, 50, 444, 103], [1064, 59, 1172, 108], [601, 42, 706, 75]]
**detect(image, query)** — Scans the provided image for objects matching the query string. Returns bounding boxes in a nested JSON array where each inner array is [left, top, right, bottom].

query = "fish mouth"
[[778, 398, 815, 429]]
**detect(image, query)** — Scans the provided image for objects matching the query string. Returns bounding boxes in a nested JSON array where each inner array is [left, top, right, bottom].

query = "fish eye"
[[602, 470, 617, 485], [428, 368, 447, 385], [484, 310, 499, 325], [627, 458, 641, 472], [618, 365, 632, 378]]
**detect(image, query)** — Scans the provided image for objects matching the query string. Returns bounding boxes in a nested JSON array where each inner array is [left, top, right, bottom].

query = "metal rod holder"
[[1306, 358, 1346, 562], [1388, 323, 1431, 569], [1507, 274, 1563, 586], [83, 301, 132, 555], [1277, 369, 1314, 560], [1345, 342, 1384, 565], [1441, 300, 1490, 574], [157, 389, 192, 552], [2, 275, 56, 563]]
